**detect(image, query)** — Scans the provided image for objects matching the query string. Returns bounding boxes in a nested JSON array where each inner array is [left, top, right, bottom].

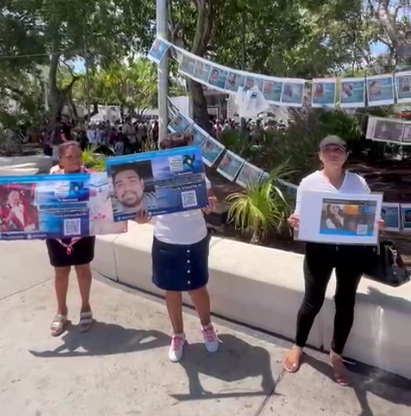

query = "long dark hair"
[[326, 204, 344, 229]]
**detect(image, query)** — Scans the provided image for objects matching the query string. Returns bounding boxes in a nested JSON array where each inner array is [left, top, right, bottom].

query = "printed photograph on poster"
[[105, 146, 208, 221], [225, 71, 246, 92], [381, 203, 401, 232], [280, 80, 305, 107], [193, 61, 211, 82], [89, 173, 128, 236], [178, 53, 196, 77], [208, 67, 228, 90], [0, 183, 39, 233], [401, 123, 411, 144], [311, 78, 336, 108], [367, 75, 395, 106], [147, 37, 170, 64], [401, 204, 411, 231], [200, 136, 225, 167], [236, 162, 264, 187], [0, 174, 91, 240], [395, 72, 411, 104], [187, 124, 208, 147], [262, 79, 282, 103], [168, 113, 192, 133], [373, 118, 403, 143], [216, 151, 245, 181], [245, 76, 263, 92], [339, 78, 366, 108], [296, 191, 382, 245]]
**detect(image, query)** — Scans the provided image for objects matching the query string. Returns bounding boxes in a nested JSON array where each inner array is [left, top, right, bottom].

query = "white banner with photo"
[[149, 36, 411, 108], [296, 191, 383, 245], [366, 116, 411, 145], [166, 98, 297, 195]]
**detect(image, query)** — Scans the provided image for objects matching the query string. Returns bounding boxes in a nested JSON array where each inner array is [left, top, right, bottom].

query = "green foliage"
[[82, 146, 106, 171], [226, 162, 291, 243]]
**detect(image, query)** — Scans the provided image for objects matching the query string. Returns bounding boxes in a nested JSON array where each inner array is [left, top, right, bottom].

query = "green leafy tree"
[[0, 0, 155, 124]]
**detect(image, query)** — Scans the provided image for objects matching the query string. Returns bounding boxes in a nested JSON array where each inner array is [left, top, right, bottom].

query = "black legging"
[[296, 243, 365, 354]]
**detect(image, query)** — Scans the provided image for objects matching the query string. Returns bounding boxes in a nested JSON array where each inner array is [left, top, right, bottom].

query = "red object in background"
[[395, 111, 411, 120]]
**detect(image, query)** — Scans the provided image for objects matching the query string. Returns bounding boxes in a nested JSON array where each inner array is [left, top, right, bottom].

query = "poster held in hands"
[[105, 146, 208, 222], [296, 191, 383, 245]]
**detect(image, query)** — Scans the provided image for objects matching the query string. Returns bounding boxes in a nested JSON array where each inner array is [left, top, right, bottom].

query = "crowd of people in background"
[[40, 115, 159, 158], [35, 113, 287, 159]]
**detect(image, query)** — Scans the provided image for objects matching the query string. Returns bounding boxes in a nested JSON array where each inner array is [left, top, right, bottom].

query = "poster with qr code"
[[0, 173, 91, 240], [296, 191, 382, 245], [105, 145, 208, 221]]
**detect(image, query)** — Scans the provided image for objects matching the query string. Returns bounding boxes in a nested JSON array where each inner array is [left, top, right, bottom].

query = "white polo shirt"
[[294, 170, 371, 217], [151, 178, 211, 245]]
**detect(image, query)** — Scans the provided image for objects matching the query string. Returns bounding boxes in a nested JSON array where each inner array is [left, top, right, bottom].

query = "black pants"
[[296, 243, 365, 354]]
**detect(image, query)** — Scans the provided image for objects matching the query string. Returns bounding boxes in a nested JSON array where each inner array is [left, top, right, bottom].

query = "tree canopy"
[[1, 0, 410, 128]]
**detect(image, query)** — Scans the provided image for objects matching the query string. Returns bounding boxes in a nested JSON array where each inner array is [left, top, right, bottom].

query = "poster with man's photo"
[[105, 146, 209, 221], [296, 191, 382, 245]]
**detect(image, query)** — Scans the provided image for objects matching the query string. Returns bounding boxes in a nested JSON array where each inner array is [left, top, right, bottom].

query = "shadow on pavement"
[[170, 333, 279, 402], [304, 354, 411, 416], [357, 286, 411, 314], [29, 321, 170, 357]]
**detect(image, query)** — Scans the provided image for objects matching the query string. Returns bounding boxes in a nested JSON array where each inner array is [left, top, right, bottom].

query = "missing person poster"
[[0, 174, 90, 240], [0, 173, 127, 240], [105, 145, 208, 221], [296, 191, 383, 245]]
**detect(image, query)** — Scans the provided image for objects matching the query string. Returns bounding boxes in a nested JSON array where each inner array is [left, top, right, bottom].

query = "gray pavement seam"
[[252, 368, 287, 416], [0, 277, 51, 302]]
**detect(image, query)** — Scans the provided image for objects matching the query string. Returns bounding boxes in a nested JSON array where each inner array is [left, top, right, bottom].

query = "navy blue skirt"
[[152, 234, 210, 291]]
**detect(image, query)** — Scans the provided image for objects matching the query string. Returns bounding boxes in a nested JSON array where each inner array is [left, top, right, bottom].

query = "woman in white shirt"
[[135, 132, 219, 363], [283, 135, 383, 386]]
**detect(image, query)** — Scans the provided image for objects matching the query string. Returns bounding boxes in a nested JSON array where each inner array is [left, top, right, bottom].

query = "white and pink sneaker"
[[201, 324, 219, 353], [168, 333, 185, 363]]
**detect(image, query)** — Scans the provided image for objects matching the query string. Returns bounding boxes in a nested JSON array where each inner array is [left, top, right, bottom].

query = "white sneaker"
[[201, 324, 219, 353], [168, 333, 185, 363]]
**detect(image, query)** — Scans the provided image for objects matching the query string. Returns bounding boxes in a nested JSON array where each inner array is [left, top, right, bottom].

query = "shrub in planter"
[[82, 145, 106, 172], [226, 163, 292, 244]]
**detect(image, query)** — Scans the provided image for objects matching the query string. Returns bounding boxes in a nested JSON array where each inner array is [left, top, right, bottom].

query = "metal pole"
[[156, 0, 168, 142]]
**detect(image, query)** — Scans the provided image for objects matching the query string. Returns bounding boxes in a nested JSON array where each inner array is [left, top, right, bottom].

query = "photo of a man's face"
[[113, 168, 145, 210], [110, 161, 155, 216]]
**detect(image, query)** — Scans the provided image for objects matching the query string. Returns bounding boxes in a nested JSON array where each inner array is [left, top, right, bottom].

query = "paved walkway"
[[1, 241, 410, 416]]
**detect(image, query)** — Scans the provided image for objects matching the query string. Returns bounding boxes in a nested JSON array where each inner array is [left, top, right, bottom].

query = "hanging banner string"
[[166, 96, 410, 233], [147, 36, 411, 110]]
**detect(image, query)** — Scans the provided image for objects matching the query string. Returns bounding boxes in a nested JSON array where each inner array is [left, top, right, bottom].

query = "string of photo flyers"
[[381, 203, 411, 232], [166, 99, 297, 195], [366, 116, 411, 145], [148, 36, 411, 109]]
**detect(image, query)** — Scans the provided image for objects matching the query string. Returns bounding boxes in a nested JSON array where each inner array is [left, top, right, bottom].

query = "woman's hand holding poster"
[[296, 191, 383, 245]]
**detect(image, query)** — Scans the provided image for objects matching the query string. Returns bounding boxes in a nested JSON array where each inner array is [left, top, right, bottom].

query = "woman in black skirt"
[[134, 132, 219, 363], [48, 141, 95, 336]]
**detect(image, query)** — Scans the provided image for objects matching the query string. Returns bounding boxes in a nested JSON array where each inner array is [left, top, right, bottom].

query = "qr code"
[[181, 190, 198, 208], [356, 224, 368, 235], [64, 218, 81, 236]]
